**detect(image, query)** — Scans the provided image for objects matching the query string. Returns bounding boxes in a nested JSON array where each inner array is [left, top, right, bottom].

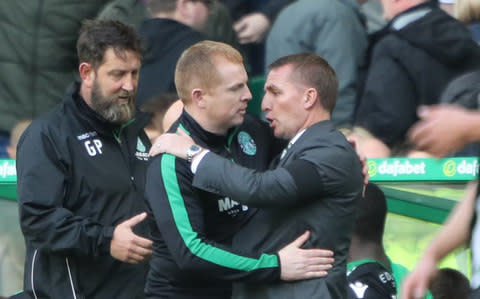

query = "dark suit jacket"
[[193, 120, 364, 298]]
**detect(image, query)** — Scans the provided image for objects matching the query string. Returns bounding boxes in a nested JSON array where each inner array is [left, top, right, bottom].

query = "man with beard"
[[15, 20, 153, 299]]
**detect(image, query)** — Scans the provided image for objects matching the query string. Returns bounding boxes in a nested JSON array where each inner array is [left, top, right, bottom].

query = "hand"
[[149, 128, 195, 158], [110, 212, 153, 264], [348, 128, 391, 158], [408, 105, 473, 157], [401, 256, 437, 299], [278, 231, 334, 281], [348, 138, 369, 196], [233, 13, 271, 44]]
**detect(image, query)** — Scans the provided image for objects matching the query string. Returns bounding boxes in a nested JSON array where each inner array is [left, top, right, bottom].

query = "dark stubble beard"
[[90, 79, 136, 125]]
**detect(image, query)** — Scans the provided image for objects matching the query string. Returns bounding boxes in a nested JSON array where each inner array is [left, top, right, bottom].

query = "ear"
[[303, 87, 318, 109], [79, 62, 95, 89], [191, 88, 207, 108]]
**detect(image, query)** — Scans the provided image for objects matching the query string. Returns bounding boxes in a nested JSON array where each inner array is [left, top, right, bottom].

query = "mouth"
[[117, 96, 131, 104], [266, 117, 275, 128]]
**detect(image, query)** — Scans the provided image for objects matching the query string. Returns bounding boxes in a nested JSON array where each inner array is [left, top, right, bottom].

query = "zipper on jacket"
[[66, 258, 78, 299], [31, 249, 39, 299]]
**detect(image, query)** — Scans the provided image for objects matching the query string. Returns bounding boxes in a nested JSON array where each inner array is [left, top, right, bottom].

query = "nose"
[[261, 94, 271, 112], [122, 74, 137, 92], [243, 86, 252, 102]]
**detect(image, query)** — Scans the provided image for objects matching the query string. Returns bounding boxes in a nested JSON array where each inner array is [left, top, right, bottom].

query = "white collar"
[[289, 129, 306, 147]]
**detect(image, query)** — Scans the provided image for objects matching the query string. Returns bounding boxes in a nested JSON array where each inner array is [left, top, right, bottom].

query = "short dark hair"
[[429, 268, 471, 299], [353, 183, 387, 243], [268, 53, 338, 113], [76, 19, 142, 69]]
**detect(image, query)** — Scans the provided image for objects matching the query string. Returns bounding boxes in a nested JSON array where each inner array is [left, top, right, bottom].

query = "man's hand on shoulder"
[[278, 231, 334, 281], [149, 129, 194, 158], [110, 212, 153, 264]]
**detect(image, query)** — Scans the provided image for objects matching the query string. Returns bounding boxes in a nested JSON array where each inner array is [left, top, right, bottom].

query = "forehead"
[[213, 57, 248, 84], [265, 64, 295, 88], [99, 48, 141, 70]]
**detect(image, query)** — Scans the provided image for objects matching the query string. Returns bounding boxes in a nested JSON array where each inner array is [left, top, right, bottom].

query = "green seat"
[[247, 76, 265, 117]]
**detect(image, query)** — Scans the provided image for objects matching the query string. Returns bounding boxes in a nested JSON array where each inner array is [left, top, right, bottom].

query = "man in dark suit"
[[152, 53, 364, 298]]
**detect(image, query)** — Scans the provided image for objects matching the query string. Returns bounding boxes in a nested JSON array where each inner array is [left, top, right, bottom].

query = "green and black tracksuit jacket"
[[16, 82, 151, 299], [347, 259, 397, 299], [144, 111, 282, 298]]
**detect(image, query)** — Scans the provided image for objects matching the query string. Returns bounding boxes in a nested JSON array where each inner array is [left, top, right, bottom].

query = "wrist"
[[187, 144, 203, 163]]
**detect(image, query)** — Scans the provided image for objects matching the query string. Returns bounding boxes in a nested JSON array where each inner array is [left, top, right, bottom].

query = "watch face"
[[187, 144, 202, 162], [190, 145, 201, 152]]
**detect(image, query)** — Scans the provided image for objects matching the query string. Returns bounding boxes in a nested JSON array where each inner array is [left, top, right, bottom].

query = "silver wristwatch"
[[187, 144, 203, 163]]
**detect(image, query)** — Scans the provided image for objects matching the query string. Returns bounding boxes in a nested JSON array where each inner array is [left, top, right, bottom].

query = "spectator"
[[140, 93, 178, 142], [429, 268, 471, 299], [221, 0, 295, 75], [161, 99, 185, 133], [144, 41, 333, 299], [0, 121, 30, 296], [16, 20, 153, 299], [97, 0, 150, 30], [153, 52, 364, 298], [347, 183, 433, 299], [265, 0, 368, 127], [0, 0, 109, 158], [347, 183, 397, 298], [6, 120, 31, 160], [351, 0, 480, 157], [135, 0, 210, 107]]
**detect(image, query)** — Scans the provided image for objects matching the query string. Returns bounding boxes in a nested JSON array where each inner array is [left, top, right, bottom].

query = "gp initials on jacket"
[[84, 139, 103, 156], [218, 197, 248, 214]]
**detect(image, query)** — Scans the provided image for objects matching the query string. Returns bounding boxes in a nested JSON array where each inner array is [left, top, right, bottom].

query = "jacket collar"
[[174, 110, 238, 151]]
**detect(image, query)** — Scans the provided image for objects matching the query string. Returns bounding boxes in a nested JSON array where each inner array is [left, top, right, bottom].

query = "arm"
[[17, 126, 113, 257], [408, 105, 480, 157], [146, 154, 332, 282], [260, 0, 295, 22], [17, 125, 152, 262], [192, 152, 321, 207], [232, 0, 294, 44], [401, 180, 477, 299], [150, 130, 361, 207]]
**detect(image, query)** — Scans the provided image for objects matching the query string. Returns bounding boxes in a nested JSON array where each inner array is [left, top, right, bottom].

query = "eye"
[[110, 71, 125, 80]]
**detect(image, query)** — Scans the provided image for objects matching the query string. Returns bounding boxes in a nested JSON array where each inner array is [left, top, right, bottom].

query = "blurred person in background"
[[136, 0, 211, 107], [402, 105, 480, 298], [0, 120, 30, 297], [350, 0, 480, 158], [0, 0, 109, 158], [265, 0, 368, 128]]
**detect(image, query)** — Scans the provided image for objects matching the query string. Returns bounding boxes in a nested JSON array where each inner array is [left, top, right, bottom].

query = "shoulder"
[[18, 104, 67, 146], [348, 262, 397, 299], [147, 153, 191, 183]]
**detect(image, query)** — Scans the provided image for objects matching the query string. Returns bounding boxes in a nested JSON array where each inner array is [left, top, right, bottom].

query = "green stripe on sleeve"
[[161, 154, 279, 271]]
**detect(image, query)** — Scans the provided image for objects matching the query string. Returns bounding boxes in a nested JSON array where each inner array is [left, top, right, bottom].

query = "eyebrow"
[[265, 84, 280, 93], [227, 82, 245, 91]]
